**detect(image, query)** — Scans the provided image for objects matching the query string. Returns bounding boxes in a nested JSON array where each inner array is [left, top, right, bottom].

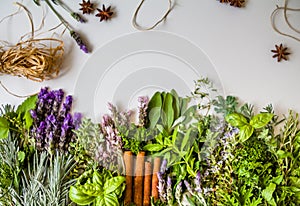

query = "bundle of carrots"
[[123, 151, 161, 206]]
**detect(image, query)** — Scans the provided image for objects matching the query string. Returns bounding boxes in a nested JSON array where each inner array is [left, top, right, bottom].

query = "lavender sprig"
[[138, 96, 149, 127], [166, 176, 173, 205], [175, 181, 183, 206], [42, 0, 89, 53], [157, 172, 167, 203]]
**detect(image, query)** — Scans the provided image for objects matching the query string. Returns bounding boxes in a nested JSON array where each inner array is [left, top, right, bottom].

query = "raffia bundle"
[[0, 38, 63, 82]]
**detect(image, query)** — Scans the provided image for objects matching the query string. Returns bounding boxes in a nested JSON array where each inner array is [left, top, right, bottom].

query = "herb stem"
[[44, 0, 72, 31]]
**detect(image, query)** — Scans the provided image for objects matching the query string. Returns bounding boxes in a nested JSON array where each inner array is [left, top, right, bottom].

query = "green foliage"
[[69, 168, 125, 206], [226, 112, 274, 142], [213, 95, 238, 115]]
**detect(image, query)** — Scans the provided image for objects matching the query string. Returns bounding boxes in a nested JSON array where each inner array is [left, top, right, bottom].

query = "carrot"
[[134, 151, 145, 206], [151, 157, 161, 200], [143, 161, 152, 206], [124, 151, 134, 206]]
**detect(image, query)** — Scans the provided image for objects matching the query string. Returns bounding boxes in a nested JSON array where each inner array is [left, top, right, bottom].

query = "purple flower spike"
[[175, 181, 183, 203], [30, 110, 37, 119], [73, 112, 82, 129], [70, 31, 89, 53], [184, 180, 193, 194], [160, 159, 168, 173]]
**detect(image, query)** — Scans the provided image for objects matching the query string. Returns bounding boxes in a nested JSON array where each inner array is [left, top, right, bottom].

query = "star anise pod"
[[79, 0, 94, 14], [271, 44, 290, 62], [229, 0, 245, 7], [95, 5, 113, 22], [219, 0, 230, 3]]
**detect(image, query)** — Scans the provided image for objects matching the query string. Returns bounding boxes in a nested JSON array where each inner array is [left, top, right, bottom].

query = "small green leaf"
[[69, 186, 96, 205], [104, 176, 125, 195], [93, 170, 103, 186], [276, 150, 293, 159], [225, 113, 248, 127], [262, 183, 276, 202], [18, 151, 25, 163], [181, 128, 192, 152], [250, 113, 274, 129], [239, 124, 254, 142], [16, 95, 37, 115], [272, 175, 283, 185], [162, 93, 174, 130], [0, 117, 9, 139], [143, 144, 164, 152]]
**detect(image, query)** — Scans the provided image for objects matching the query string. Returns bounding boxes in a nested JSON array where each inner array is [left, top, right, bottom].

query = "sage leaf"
[[250, 113, 274, 129], [162, 93, 174, 130], [225, 113, 248, 127], [0, 117, 9, 139], [147, 92, 162, 129], [181, 128, 192, 152], [239, 124, 254, 142]]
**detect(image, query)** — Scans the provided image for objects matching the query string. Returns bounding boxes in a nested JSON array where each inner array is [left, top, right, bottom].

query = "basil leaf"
[[79, 183, 102, 196], [239, 124, 254, 142], [250, 113, 274, 129], [69, 186, 96, 205], [143, 144, 164, 152], [97, 193, 119, 206], [0, 117, 9, 139], [225, 113, 248, 127], [104, 176, 125, 195], [93, 170, 103, 186]]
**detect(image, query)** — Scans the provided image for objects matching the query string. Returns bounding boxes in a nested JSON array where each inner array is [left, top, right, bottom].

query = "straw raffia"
[[0, 38, 64, 82]]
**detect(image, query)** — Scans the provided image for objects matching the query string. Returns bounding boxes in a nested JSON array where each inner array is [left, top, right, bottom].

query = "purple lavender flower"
[[160, 159, 168, 173], [184, 180, 193, 194], [30, 110, 37, 119], [70, 31, 89, 53], [175, 181, 183, 204], [73, 112, 82, 129], [138, 96, 149, 127], [167, 176, 173, 205], [71, 12, 85, 23], [157, 172, 167, 203], [194, 171, 202, 193]]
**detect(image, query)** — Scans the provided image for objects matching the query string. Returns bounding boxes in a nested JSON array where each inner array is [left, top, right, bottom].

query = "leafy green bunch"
[[69, 168, 125, 206]]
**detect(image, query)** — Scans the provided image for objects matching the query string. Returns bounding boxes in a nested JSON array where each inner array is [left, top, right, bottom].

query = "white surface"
[[1, 0, 300, 119]]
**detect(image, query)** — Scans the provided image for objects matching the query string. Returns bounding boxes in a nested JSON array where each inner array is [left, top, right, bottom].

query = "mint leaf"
[[143, 144, 164, 152]]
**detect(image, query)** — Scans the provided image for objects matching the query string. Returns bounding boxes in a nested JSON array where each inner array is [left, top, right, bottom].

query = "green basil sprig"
[[226, 112, 273, 142], [69, 169, 125, 206]]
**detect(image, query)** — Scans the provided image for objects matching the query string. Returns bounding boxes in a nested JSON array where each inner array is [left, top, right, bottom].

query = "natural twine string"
[[0, 2, 64, 82], [271, 0, 300, 42], [132, 0, 173, 31]]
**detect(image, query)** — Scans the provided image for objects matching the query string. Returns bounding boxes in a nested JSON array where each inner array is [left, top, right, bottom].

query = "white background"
[[1, 0, 300, 119]]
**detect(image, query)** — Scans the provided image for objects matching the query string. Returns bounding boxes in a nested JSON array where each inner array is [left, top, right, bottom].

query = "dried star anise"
[[219, 0, 230, 3], [271, 44, 290, 62], [95, 5, 113, 22], [229, 0, 245, 7], [79, 0, 94, 14]]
